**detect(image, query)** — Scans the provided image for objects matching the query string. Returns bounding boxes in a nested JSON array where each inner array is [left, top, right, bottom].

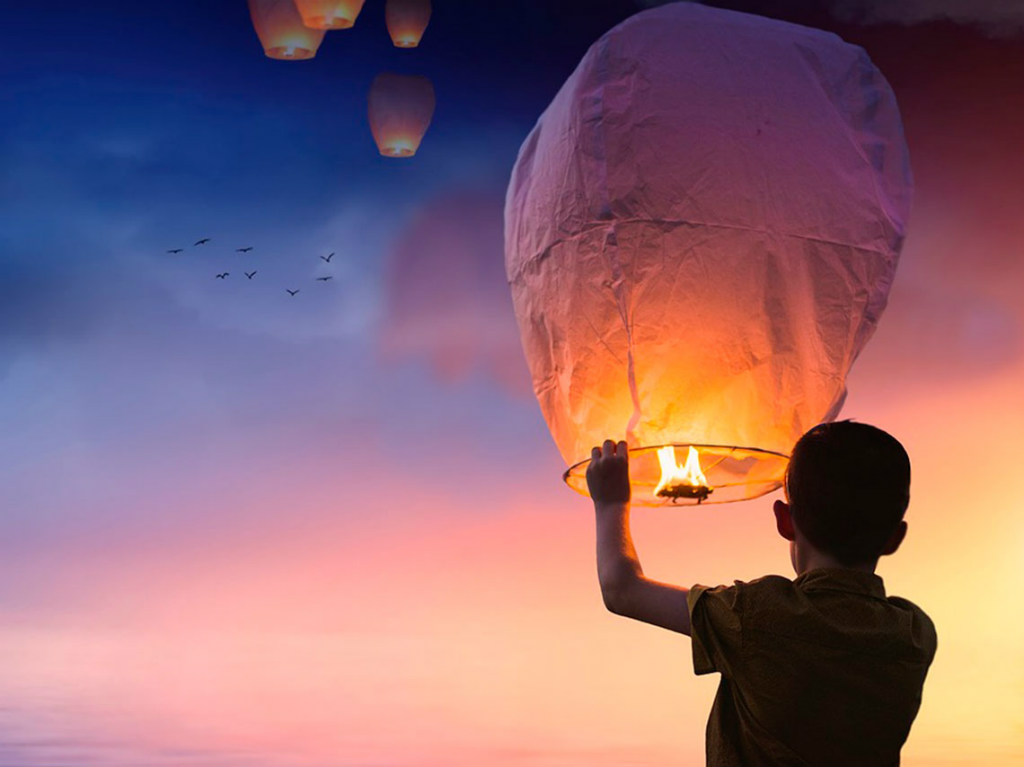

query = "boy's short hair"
[[786, 420, 911, 566]]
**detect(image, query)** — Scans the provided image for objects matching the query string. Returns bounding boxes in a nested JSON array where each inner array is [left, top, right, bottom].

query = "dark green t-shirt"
[[688, 569, 937, 767]]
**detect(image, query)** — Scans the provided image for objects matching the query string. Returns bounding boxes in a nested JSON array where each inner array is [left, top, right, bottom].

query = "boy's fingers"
[[617, 440, 628, 460], [602, 439, 616, 458], [591, 446, 601, 462]]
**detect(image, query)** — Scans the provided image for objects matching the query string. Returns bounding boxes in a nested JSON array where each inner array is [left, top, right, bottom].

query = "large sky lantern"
[[368, 73, 436, 158], [385, 0, 432, 48], [292, 0, 365, 30], [504, 3, 913, 507], [248, 0, 326, 60]]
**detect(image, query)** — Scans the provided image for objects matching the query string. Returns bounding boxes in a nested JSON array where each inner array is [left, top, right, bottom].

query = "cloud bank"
[[633, 0, 1024, 35], [827, 0, 1024, 35]]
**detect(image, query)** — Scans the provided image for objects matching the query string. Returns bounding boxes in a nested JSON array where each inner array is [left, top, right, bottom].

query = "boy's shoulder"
[[884, 593, 939, 660], [688, 574, 801, 629], [691, 573, 798, 606], [694, 569, 934, 622], [695, 569, 937, 662], [886, 592, 934, 619], [692, 573, 791, 596]]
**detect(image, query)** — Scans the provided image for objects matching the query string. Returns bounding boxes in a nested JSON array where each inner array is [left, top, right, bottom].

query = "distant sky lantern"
[[386, 0, 432, 48], [368, 73, 436, 157], [504, 3, 912, 506], [249, 0, 325, 59], [293, 0, 365, 29]]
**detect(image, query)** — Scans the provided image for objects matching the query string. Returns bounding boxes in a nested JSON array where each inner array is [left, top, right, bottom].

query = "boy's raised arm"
[[588, 440, 692, 636]]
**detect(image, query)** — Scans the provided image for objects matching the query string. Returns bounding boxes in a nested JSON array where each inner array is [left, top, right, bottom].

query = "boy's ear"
[[880, 520, 908, 556], [773, 499, 796, 542]]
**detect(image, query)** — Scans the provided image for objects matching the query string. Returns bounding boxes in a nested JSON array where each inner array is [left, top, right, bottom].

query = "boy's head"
[[775, 420, 911, 569]]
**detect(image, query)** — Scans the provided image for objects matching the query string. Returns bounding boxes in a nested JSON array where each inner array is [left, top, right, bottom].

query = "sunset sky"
[[1, 1, 1022, 765]]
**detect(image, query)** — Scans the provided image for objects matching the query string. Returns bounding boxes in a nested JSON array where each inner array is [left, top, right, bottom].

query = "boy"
[[587, 421, 936, 767]]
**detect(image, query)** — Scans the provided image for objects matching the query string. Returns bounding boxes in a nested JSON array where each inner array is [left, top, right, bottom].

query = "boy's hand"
[[586, 439, 631, 505]]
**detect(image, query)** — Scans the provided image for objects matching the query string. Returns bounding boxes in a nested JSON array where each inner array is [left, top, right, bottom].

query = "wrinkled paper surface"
[[504, 3, 911, 467]]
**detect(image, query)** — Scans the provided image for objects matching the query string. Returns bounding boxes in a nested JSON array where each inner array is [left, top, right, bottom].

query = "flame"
[[654, 445, 711, 499]]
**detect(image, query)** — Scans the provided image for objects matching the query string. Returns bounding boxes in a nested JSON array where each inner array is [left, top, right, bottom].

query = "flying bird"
[[216, 272, 229, 279], [316, 276, 333, 282], [194, 238, 211, 246], [245, 271, 257, 279], [236, 247, 253, 253], [320, 252, 335, 263], [286, 289, 300, 296], [166, 248, 183, 254]]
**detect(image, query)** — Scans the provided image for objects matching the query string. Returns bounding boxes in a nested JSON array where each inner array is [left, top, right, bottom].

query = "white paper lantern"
[[293, 0, 365, 30], [249, 0, 326, 59], [368, 73, 436, 158], [386, 0, 432, 48], [504, 3, 912, 505]]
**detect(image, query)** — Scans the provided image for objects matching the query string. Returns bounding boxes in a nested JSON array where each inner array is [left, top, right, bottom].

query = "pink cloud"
[[378, 187, 531, 396]]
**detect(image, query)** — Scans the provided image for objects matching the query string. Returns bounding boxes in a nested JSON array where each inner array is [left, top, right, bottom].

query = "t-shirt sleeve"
[[688, 582, 744, 677]]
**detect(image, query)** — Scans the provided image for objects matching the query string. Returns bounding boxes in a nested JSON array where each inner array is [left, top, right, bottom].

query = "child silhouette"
[[588, 420, 936, 767]]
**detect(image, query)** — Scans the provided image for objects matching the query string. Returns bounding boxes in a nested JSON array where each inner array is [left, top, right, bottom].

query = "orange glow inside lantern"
[[249, 0, 326, 60], [368, 73, 436, 158], [564, 444, 789, 507], [293, 0, 365, 29], [386, 0, 432, 48]]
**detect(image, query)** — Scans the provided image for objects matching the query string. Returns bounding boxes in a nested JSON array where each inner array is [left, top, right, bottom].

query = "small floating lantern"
[[386, 0, 432, 48], [249, 0, 326, 60], [368, 73, 436, 158], [293, 0, 365, 29]]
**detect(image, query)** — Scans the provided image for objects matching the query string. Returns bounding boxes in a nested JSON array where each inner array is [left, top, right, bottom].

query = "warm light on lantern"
[[654, 446, 712, 503], [249, 0, 326, 59], [293, 0, 365, 29], [386, 0, 432, 48], [368, 73, 436, 158]]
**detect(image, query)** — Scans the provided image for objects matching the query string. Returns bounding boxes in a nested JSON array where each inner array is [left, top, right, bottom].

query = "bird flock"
[[165, 238, 337, 297]]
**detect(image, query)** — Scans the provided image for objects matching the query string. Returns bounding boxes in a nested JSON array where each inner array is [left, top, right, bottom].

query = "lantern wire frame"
[[563, 443, 790, 507]]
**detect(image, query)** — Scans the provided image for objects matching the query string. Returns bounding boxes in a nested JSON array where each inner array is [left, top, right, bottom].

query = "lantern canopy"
[[504, 3, 912, 506], [249, 0, 326, 60], [368, 73, 436, 158], [386, 0, 432, 48], [293, 0, 365, 29]]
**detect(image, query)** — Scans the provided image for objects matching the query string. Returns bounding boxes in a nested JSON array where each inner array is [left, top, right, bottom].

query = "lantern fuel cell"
[[655, 446, 713, 502], [504, 4, 912, 506], [249, 0, 326, 59]]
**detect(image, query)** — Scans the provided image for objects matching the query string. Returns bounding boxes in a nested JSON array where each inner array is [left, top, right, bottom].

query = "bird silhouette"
[[320, 252, 335, 263], [236, 247, 253, 253], [215, 272, 229, 279], [166, 248, 183, 254], [286, 289, 300, 296], [316, 276, 333, 282], [195, 238, 211, 246], [245, 271, 257, 279]]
